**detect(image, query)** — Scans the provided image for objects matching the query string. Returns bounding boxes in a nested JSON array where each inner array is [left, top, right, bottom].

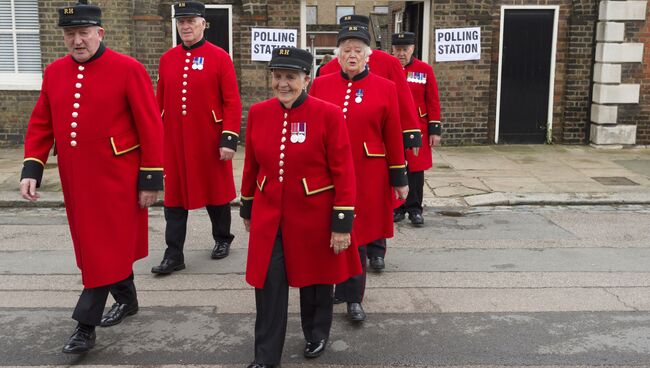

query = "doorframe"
[[494, 5, 559, 144], [299, 0, 431, 64], [171, 4, 234, 59]]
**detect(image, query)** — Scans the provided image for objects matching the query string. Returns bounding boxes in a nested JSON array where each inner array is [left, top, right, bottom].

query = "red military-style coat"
[[404, 57, 442, 172], [157, 39, 242, 209], [318, 49, 422, 148], [240, 94, 361, 289], [310, 70, 408, 246], [22, 47, 164, 288]]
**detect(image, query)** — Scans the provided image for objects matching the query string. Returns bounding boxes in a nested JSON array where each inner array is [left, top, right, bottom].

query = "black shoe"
[[246, 363, 277, 368], [409, 212, 424, 226], [369, 256, 385, 271], [151, 258, 185, 274], [100, 302, 139, 327], [304, 338, 327, 358], [393, 211, 406, 223], [211, 240, 231, 259], [347, 302, 366, 322], [62, 327, 96, 354], [332, 296, 344, 305]]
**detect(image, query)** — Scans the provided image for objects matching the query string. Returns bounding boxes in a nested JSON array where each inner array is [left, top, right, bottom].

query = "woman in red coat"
[[240, 47, 360, 368], [309, 26, 409, 323]]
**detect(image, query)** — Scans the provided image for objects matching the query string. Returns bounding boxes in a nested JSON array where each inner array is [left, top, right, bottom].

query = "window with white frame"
[[373, 6, 389, 14], [336, 6, 354, 24], [306, 6, 317, 25], [394, 11, 403, 33], [0, 0, 42, 90]]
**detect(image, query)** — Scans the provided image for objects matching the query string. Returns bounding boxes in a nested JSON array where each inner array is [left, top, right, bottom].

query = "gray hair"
[[333, 42, 373, 59]]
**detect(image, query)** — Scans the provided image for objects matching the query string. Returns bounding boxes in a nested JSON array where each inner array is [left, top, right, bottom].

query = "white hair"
[[333, 42, 373, 59]]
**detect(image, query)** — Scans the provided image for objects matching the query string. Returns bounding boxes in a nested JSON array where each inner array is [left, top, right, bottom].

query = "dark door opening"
[[498, 9, 554, 144], [404, 1, 424, 60], [175, 7, 230, 54]]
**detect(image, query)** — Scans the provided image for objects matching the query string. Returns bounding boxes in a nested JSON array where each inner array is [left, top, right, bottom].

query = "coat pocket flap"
[[418, 106, 428, 118], [256, 175, 267, 192], [110, 130, 140, 156], [211, 109, 224, 123], [363, 142, 386, 157], [302, 176, 334, 196]]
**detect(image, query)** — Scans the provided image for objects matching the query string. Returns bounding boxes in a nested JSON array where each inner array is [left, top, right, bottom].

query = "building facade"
[[0, 0, 648, 147]]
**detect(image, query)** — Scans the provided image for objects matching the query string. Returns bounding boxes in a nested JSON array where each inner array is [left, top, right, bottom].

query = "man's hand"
[[330, 232, 351, 255], [243, 218, 251, 232], [430, 134, 441, 147], [138, 190, 159, 208], [394, 185, 409, 201], [20, 178, 39, 201], [220, 147, 235, 161]]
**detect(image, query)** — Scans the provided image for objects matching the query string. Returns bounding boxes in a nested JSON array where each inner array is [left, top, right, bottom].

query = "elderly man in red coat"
[[152, 0, 243, 274], [392, 32, 442, 226], [19, 0, 163, 354]]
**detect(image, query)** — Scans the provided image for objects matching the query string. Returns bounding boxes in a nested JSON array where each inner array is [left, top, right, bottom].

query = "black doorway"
[[498, 9, 555, 143], [404, 2, 424, 60], [174, 6, 231, 54]]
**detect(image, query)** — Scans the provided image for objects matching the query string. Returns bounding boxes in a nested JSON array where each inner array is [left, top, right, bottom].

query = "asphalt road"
[[2, 205, 650, 367]]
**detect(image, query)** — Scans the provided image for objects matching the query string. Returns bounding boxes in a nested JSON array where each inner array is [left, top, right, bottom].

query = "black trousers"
[[254, 232, 333, 365], [334, 244, 367, 303], [366, 238, 387, 259], [395, 170, 425, 215], [72, 273, 137, 326], [164, 204, 234, 262]]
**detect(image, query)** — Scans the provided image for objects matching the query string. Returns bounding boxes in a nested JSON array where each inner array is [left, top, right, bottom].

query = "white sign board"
[[435, 27, 481, 62], [251, 28, 297, 61]]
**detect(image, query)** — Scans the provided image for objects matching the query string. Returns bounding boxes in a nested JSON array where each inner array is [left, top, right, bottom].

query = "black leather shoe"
[[100, 302, 138, 327], [369, 256, 385, 271], [393, 211, 406, 223], [246, 363, 277, 368], [347, 302, 366, 322], [151, 258, 185, 274], [211, 240, 231, 259], [62, 327, 96, 354], [332, 297, 344, 305], [409, 212, 424, 226], [304, 338, 327, 358]]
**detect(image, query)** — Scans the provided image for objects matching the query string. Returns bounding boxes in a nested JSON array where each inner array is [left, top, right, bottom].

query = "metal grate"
[[591, 177, 639, 186]]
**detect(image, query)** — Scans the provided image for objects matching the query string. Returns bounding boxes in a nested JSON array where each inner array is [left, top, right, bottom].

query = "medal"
[[192, 56, 204, 71], [291, 122, 307, 144], [355, 89, 363, 104]]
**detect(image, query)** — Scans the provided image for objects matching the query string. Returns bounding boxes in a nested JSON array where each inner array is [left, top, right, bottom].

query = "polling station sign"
[[251, 28, 297, 61], [435, 27, 481, 62]]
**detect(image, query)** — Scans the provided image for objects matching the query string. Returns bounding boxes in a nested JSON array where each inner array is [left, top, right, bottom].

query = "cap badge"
[[192, 56, 204, 70], [63, 8, 74, 14], [278, 49, 290, 56], [290, 122, 307, 144], [178, 2, 186, 7]]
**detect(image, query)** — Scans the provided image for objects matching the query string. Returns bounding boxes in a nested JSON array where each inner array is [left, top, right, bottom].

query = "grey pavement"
[[2, 144, 650, 207]]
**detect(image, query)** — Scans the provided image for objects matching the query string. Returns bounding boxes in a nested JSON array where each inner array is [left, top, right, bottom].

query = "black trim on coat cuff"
[[138, 170, 164, 191], [21, 160, 44, 188], [428, 122, 442, 136], [240, 198, 253, 219], [403, 130, 422, 148], [389, 166, 409, 187], [331, 209, 354, 233], [220, 132, 239, 151]]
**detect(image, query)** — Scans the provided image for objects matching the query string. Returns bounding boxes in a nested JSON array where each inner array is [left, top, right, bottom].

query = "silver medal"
[[297, 134, 305, 143], [355, 97, 362, 104], [290, 134, 299, 143]]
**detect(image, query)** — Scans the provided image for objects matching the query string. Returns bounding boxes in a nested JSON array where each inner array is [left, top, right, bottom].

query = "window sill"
[[0, 74, 42, 91]]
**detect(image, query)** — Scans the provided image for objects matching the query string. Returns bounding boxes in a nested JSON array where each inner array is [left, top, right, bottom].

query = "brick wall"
[[619, 5, 650, 144]]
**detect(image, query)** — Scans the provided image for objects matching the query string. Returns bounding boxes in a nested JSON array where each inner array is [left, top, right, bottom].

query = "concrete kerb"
[[5, 191, 650, 208]]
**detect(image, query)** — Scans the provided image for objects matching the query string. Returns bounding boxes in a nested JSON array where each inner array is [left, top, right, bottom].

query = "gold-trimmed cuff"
[[428, 121, 442, 136], [240, 197, 253, 219], [220, 131, 239, 150], [389, 166, 408, 187], [138, 169, 163, 191], [21, 158, 45, 188], [332, 207, 354, 233], [403, 130, 422, 148]]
